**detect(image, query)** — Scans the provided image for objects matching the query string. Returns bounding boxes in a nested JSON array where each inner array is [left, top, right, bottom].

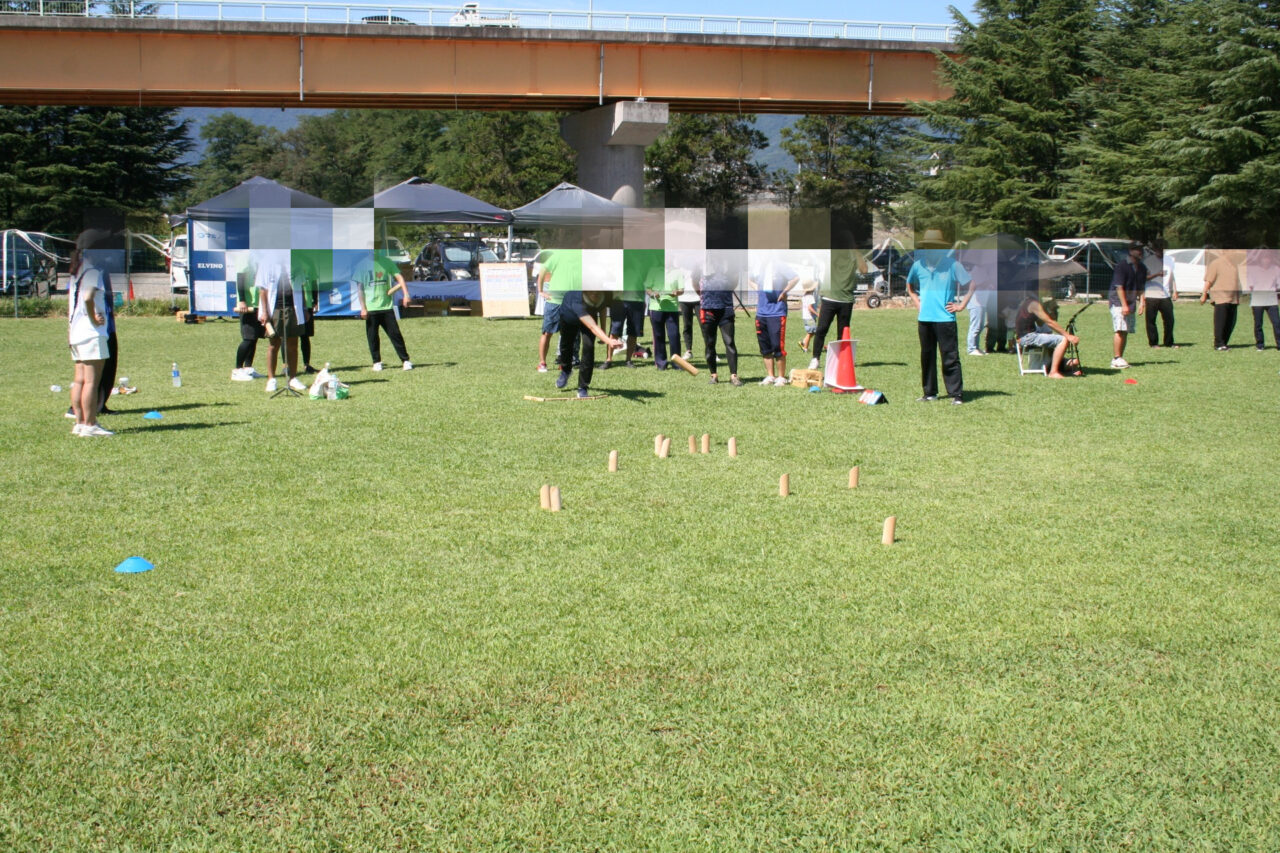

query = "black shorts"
[[240, 311, 265, 341], [268, 297, 306, 340]]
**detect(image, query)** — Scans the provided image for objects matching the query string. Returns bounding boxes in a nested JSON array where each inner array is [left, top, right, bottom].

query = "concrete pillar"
[[560, 101, 669, 207]]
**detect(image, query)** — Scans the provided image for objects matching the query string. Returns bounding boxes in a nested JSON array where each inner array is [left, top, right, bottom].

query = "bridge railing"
[[0, 2, 957, 43]]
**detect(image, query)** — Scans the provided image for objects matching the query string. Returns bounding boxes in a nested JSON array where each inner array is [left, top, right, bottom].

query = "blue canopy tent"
[[182, 177, 338, 317], [355, 177, 513, 303]]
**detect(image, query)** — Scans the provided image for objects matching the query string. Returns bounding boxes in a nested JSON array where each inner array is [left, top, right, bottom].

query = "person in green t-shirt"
[[232, 254, 263, 381], [293, 253, 320, 374], [604, 249, 657, 368], [647, 258, 682, 370], [355, 250, 412, 371], [536, 247, 583, 372]]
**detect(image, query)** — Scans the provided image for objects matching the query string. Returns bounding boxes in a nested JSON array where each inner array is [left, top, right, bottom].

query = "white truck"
[[449, 3, 519, 27]]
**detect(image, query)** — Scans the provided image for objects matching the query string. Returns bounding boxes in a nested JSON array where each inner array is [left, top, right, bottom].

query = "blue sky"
[[503, 0, 974, 26]]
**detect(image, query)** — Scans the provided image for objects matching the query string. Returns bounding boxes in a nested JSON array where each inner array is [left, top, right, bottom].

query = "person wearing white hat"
[[906, 229, 971, 405]]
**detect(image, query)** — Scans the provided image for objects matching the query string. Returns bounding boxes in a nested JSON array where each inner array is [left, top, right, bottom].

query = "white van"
[[169, 233, 189, 294]]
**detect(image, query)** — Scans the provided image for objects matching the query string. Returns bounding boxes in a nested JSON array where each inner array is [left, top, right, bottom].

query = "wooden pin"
[[849, 466, 860, 489], [608, 450, 618, 472], [539, 484, 551, 510], [549, 486, 562, 512], [654, 434, 664, 456], [659, 437, 671, 458], [779, 473, 790, 497], [701, 433, 710, 454], [728, 436, 738, 457], [882, 516, 896, 545], [689, 435, 697, 454]]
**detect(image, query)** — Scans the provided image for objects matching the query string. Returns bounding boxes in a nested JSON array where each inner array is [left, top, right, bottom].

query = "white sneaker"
[[1111, 357, 1130, 369], [288, 377, 308, 393], [65, 410, 76, 419], [371, 362, 383, 372], [265, 378, 278, 393], [760, 376, 775, 386], [968, 349, 986, 356], [402, 361, 413, 371], [683, 350, 693, 360], [231, 368, 254, 381], [808, 358, 819, 371], [774, 375, 789, 386], [81, 424, 113, 437], [72, 423, 85, 436]]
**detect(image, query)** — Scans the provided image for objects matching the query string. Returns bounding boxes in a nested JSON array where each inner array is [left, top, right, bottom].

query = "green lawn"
[[3, 304, 1278, 850]]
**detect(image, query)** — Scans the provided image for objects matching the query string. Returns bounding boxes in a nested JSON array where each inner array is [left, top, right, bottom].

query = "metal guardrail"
[[0, 2, 957, 43]]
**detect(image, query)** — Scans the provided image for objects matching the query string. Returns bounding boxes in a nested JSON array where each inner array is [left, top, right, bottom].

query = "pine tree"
[[910, 0, 1097, 239], [0, 106, 189, 233], [1155, 0, 1280, 245]]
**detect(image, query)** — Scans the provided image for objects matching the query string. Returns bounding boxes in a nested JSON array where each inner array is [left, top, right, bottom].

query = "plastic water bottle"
[[171, 362, 181, 387]]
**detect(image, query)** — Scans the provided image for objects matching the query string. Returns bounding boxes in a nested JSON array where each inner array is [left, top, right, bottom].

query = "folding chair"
[[1015, 340, 1048, 375]]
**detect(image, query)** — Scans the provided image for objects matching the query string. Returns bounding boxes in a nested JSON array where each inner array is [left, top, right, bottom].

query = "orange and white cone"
[[823, 326, 862, 393]]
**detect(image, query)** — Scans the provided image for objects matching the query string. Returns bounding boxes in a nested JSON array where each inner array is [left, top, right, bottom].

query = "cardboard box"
[[789, 368, 823, 388]]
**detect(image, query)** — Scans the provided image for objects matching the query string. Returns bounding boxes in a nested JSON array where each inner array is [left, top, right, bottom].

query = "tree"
[[1060, 0, 1203, 244], [428, 111, 574, 210], [910, 0, 1097, 239], [0, 106, 190, 233], [645, 114, 767, 214], [181, 114, 283, 207], [780, 115, 914, 245], [1153, 0, 1280, 245]]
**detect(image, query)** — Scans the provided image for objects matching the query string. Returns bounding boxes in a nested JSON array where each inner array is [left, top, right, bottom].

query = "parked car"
[[383, 236, 411, 266], [413, 236, 499, 281], [449, 3, 518, 27], [1165, 248, 1206, 296], [168, 233, 189, 295], [1, 246, 36, 296], [1045, 238, 1130, 298]]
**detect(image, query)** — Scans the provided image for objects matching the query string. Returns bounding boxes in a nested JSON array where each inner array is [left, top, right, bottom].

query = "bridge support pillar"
[[560, 101, 669, 207]]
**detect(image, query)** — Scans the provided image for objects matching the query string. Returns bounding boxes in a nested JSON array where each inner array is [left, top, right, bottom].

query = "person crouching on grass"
[[555, 289, 623, 398], [67, 233, 113, 437]]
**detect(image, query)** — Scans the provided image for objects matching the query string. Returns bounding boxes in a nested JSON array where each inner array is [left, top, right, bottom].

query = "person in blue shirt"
[[906, 229, 972, 404], [750, 256, 799, 386]]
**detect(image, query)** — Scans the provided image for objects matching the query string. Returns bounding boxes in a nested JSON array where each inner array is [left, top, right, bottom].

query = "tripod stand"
[[1063, 301, 1091, 376], [268, 276, 302, 399]]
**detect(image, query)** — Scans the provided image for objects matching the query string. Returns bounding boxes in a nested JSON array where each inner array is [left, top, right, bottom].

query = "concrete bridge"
[[0, 12, 956, 204]]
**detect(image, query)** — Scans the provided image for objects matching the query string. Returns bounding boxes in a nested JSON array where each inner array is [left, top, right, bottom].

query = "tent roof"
[[511, 182, 626, 227], [356, 177, 512, 225], [185, 176, 333, 215]]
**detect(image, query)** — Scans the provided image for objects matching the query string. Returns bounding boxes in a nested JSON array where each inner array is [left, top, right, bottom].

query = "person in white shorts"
[[1107, 242, 1146, 369], [67, 233, 113, 437]]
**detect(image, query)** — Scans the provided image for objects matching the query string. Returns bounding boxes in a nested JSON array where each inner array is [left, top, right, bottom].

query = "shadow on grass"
[[119, 421, 249, 433], [606, 388, 666, 403], [957, 389, 1011, 401], [341, 378, 388, 386], [105, 402, 231, 414], [326, 362, 458, 371], [860, 360, 909, 368]]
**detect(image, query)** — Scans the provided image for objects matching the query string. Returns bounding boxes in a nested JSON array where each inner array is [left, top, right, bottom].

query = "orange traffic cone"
[[824, 326, 862, 393], [126, 277, 136, 302]]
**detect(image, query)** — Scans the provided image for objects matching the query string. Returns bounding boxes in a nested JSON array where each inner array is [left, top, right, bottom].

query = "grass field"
[[3, 304, 1278, 850]]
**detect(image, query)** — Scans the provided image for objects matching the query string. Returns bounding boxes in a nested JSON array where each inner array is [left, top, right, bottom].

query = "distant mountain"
[[753, 114, 800, 175]]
